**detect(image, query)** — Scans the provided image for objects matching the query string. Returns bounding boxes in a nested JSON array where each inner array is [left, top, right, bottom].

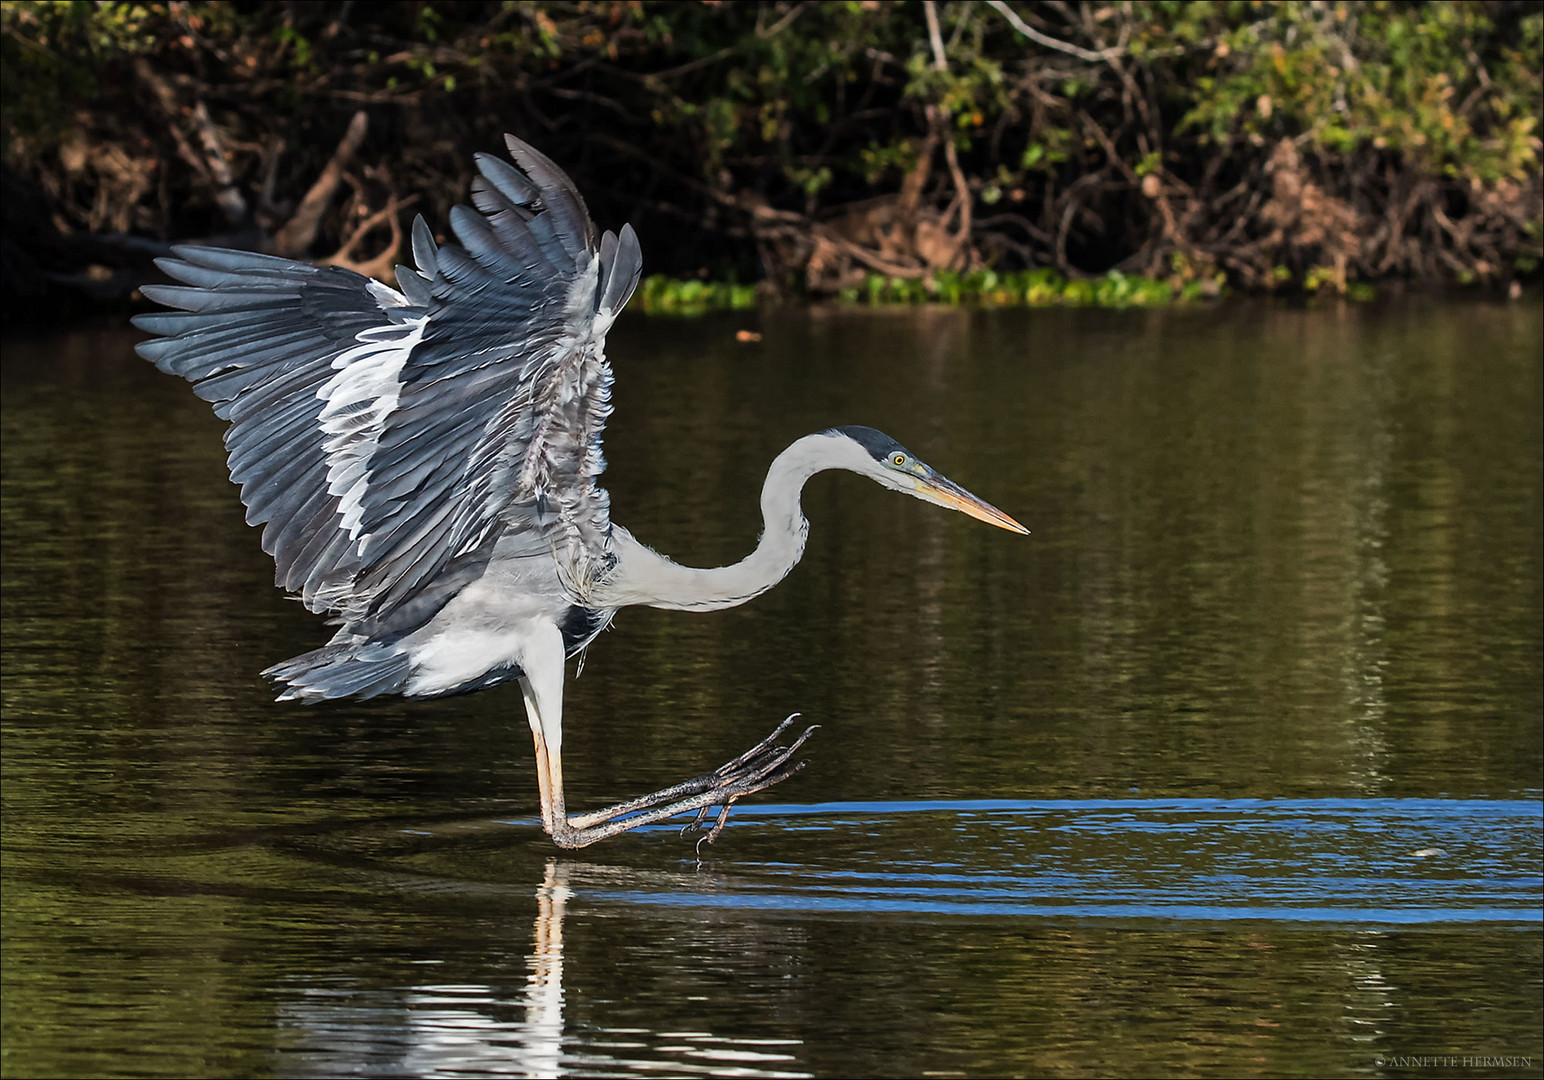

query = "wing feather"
[[502, 136, 597, 259], [133, 249, 413, 612], [472, 151, 542, 207], [410, 216, 439, 277], [135, 135, 642, 632]]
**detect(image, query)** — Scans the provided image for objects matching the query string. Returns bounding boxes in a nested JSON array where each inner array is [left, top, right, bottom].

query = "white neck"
[[596, 432, 873, 612]]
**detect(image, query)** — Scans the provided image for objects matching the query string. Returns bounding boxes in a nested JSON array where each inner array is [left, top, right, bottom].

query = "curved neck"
[[601, 433, 864, 612]]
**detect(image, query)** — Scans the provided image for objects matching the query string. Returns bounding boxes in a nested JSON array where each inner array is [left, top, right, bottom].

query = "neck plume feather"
[[595, 433, 869, 612]]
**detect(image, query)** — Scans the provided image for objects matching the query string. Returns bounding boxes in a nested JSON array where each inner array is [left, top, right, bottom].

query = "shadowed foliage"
[[2, 0, 1539, 320]]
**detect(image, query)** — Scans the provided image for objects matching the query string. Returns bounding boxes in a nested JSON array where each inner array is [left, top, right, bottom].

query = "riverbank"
[[3, 2, 1538, 326]]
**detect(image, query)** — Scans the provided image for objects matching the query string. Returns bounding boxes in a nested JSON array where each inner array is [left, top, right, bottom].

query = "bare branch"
[[133, 59, 246, 226], [190, 99, 249, 225], [985, 0, 1122, 63], [759, 2, 810, 41], [322, 194, 419, 281], [923, 1, 948, 72], [273, 111, 369, 257]]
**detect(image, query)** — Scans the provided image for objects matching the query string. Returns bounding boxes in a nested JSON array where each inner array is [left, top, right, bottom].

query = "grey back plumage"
[[134, 135, 642, 633]]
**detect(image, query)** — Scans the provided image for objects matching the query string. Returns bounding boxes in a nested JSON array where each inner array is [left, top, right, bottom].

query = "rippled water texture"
[[4, 300, 1541, 1078]]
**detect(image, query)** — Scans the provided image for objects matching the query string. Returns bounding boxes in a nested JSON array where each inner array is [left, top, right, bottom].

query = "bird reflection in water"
[[275, 858, 809, 1076], [517, 860, 571, 1076]]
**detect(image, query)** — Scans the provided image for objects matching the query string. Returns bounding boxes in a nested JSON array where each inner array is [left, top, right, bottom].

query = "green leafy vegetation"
[[2, 0, 1538, 318], [842, 267, 1221, 307], [637, 275, 758, 315]]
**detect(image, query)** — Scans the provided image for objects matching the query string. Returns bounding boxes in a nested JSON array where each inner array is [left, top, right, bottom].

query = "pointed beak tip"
[[919, 474, 1029, 536]]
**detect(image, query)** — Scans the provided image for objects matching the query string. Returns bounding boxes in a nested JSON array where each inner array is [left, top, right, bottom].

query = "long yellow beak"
[[915, 470, 1029, 534]]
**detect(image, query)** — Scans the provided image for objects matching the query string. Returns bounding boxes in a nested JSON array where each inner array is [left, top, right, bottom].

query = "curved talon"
[[703, 715, 800, 782], [703, 798, 738, 844], [687, 793, 742, 840], [682, 802, 724, 839], [690, 721, 815, 799], [681, 807, 712, 837]]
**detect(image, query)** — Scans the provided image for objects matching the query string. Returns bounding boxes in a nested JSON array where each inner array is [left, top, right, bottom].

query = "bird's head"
[[824, 425, 1028, 535]]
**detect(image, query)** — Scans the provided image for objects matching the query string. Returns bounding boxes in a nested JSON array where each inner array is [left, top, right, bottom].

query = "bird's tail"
[[264, 642, 411, 702]]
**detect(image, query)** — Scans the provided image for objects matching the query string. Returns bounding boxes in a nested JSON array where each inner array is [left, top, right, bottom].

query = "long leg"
[[515, 620, 814, 849]]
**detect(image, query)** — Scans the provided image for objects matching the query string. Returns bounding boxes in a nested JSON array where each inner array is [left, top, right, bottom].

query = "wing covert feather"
[[134, 136, 642, 630]]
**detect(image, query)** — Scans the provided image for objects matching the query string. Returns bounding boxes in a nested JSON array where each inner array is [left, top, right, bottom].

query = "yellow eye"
[[891, 454, 906, 467]]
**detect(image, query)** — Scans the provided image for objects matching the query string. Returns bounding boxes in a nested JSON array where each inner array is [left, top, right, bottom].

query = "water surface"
[[3, 299, 1541, 1077]]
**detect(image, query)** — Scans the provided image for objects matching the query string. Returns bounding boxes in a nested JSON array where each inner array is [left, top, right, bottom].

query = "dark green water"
[[3, 300, 1541, 1078]]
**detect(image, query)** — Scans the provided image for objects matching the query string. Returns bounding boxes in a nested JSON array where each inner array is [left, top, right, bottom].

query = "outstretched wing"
[[134, 135, 642, 628]]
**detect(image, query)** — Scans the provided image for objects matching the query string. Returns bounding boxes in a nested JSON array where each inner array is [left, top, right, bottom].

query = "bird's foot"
[[554, 717, 817, 846], [680, 716, 815, 844]]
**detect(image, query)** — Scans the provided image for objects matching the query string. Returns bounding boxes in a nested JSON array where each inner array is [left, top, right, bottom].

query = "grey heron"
[[133, 135, 1027, 848]]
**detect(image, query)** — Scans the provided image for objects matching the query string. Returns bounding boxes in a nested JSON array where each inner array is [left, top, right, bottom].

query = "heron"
[[133, 135, 1027, 849]]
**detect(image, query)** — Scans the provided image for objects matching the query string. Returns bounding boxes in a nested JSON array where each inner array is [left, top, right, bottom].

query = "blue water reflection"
[[477, 798, 1543, 925]]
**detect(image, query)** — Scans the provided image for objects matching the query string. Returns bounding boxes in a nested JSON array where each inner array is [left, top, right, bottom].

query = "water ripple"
[[556, 797, 1544, 925]]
